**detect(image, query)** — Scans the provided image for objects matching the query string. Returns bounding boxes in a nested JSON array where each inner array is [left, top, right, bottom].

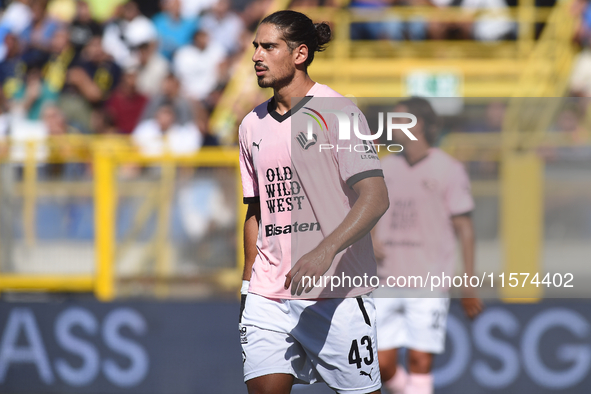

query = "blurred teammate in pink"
[[372, 98, 483, 394]]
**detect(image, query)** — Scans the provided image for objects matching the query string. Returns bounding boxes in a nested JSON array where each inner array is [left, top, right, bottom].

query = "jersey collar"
[[267, 95, 313, 123], [267, 82, 319, 123]]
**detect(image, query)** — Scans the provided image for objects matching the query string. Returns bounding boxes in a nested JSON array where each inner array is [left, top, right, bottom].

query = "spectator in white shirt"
[[0, 0, 33, 61], [125, 17, 170, 97], [102, 1, 157, 67], [200, 0, 244, 55], [179, 0, 218, 19], [132, 102, 202, 156], [173, 28, 226, 102]]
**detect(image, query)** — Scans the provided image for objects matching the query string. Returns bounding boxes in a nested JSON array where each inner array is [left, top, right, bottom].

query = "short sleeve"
[[238, 123, 259, 204], [330, 105, 383, 188], [446, 161, 474, 216]]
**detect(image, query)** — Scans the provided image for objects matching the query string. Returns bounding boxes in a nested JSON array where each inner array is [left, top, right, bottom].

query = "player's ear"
[[293, 44, 309, 66]]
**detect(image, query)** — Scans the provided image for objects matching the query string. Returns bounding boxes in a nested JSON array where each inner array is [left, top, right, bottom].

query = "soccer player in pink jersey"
[[372, 98, 483, 394], [238, 10, 389, 394]]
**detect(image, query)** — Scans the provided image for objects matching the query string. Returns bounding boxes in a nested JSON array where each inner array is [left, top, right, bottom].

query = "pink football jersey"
[[375, 148, 474, 287], [239, 83, 383, 299]]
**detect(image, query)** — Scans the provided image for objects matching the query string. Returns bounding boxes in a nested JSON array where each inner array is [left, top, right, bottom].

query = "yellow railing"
[[499, 0, 577, 300], [95, 146, 244, 300], [0, 137, 243, 300], [300, 5, 552, 58], [0, 127, 585, 301], [307, 3, 563, 98]]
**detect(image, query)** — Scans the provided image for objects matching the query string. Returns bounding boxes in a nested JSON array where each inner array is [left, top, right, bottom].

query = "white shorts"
[[240, 293, 381, 394], [374, 297, 450, 354]]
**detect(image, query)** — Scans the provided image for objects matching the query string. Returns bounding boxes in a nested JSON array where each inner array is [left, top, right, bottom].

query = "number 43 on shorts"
[[348, 336, 374, 368]]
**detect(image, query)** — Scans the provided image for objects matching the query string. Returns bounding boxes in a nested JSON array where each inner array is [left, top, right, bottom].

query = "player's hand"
[[461, 297, 484, 320], [284, 244, 335, 296]]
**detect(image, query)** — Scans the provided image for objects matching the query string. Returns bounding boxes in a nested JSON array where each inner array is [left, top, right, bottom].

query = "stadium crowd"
[[0, 0, 273, 156]]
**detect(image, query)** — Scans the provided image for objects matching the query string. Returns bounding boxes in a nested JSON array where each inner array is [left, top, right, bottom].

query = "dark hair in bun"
[[260, 10, 331, 67]]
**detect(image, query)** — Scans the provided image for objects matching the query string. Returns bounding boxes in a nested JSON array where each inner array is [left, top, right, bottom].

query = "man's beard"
[[257, 70, 294, 89], [257, 75, 274, 88]]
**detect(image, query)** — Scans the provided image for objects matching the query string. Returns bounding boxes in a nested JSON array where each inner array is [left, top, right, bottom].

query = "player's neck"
[[272, 73, 315, 115], [403, 144, 431, 166]]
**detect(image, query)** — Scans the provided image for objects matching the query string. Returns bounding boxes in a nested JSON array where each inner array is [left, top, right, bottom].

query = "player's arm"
[[285, 176, 389, 296], [243, 202, 260, 281], [452, 213, 483, 319], [237, 122, 258, 283], [240, 202, 260, 322]]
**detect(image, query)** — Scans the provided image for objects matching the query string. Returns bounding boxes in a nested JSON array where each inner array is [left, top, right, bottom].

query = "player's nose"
[[252, 46, 263, 63]]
